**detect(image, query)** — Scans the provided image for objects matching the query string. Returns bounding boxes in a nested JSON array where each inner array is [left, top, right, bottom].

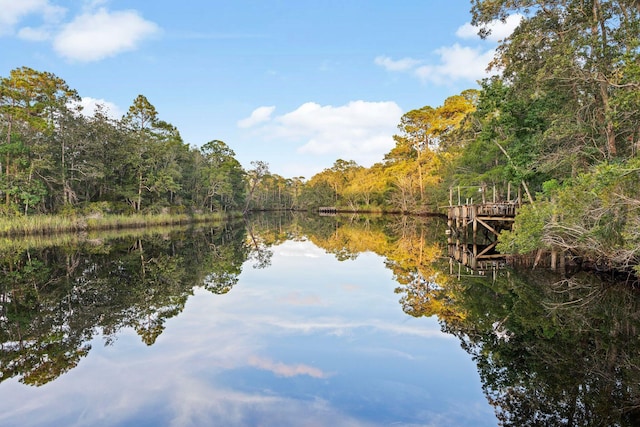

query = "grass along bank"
[[0, 212, 240, 237]]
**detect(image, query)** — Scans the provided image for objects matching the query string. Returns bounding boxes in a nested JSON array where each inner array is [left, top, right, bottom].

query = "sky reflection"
[[0, 240, 496, 427]]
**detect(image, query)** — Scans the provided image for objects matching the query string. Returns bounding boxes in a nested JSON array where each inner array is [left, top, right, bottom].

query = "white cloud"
[[71, 97, 124, 119], [374, 15, 522, 85], [17, 26, 51, 41], [82, 0, 109, 11], [0, 0, 65, 36], [375, 47, 495, 85], [414, 44, 497, 84], [374, 56, 421, 72], [455, 23, 480, 40], [237, 106, 276, 128], [0, 2, 157, 62], [243, 101, 403, 167], [53, 8, 159, 62], [456, 13, 523, 42]]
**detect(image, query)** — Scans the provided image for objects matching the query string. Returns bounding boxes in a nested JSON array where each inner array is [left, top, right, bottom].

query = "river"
[[1, 213, 639, 426]]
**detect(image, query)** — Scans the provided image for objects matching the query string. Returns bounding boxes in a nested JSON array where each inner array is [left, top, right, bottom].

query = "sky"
[[0, 0, 520, 179]]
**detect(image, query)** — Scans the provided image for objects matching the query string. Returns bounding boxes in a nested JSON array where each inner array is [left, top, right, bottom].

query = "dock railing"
[[448, 183, 522, 208]]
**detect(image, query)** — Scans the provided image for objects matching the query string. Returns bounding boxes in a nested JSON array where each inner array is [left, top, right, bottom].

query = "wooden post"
[[447, 208, 453, 246], [472, 205, 478, 244], [551, 207, 557, 270], [507, 182, 511, 202]]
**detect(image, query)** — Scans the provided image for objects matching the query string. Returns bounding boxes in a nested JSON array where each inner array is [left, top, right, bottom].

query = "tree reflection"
[[286, 212, 640, 425], [0, 249, 93, 386], [421, 265, 640, 425], [268, 213, 640, 424], [0, 222, 250, 385], [4, 211, 640, 425]]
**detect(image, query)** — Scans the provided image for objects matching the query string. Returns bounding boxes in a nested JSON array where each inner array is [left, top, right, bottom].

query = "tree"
[[299, 177, 334, 209], [310, 159, 362, 207], [244, 160, 269, 213], [0, 67, 80, 213], [121, 95, 189, 212], [471, 0, 640, 167], [394, 106, 436, 202], [87, 106, 133, 207], [288, 176, 305, 210], [344, 165, 385, 208], [122, 95, 158, 212], [451, 78, 537, 189], [387, 93, 478, 210], [145, 120, 186, 207], [199, 140, 245, 212]]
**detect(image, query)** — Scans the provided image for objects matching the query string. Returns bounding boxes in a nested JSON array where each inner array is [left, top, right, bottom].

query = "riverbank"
[[0, 211, 242, 237]]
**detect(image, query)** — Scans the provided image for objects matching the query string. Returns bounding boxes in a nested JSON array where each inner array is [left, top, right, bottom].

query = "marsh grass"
[[0, 221, 238, 254], [0, 212, 239, 237]]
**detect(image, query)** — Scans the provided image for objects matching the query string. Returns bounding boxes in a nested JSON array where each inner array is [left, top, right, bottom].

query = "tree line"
[[0, 67, 247, 216], [0, 65, 479, 216]]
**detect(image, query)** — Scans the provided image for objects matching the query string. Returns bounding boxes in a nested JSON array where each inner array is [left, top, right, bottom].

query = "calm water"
[[2, 213, 640, 426]]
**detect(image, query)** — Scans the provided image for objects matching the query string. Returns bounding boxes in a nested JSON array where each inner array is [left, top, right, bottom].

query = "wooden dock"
[[445, 184, 522, 272], [318, 207, 337, 216], [446, 185, 571, 275], [447, 201, 518, 272]]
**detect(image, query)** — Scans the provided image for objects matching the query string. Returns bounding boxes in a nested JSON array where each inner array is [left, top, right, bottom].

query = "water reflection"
[[1, 213, 640, 425], [435, 270, 640, 426], [0, 222, 250, 386], [1, 214, 496, 426]]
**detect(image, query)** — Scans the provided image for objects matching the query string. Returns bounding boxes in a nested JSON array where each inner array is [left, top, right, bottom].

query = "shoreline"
[[0, 212, 243, 238]]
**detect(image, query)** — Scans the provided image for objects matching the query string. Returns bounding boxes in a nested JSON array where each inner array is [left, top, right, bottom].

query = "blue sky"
[[1, 0, 520, 178]]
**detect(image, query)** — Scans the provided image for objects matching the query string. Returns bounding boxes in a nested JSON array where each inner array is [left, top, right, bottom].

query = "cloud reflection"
[[166, 385, 376, 427], [0, 239, 492, 427], [282, 291, 324, 306], [247, 356, 329, 379]]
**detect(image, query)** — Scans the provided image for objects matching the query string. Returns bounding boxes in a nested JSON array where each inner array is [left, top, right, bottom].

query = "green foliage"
[[497, 158, 640, 271], [0, 67, 250, 216], [299, 179, 334, 208], [541, 179, 559, 197], [445, 1, 640, 272], [497, 203, 553, 254], [549, 160, 640, 268]]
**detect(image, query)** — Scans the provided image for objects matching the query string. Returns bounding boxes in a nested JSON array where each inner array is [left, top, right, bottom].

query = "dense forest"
[[1, 0, 639, 271], [0, 68, 247, 216]]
